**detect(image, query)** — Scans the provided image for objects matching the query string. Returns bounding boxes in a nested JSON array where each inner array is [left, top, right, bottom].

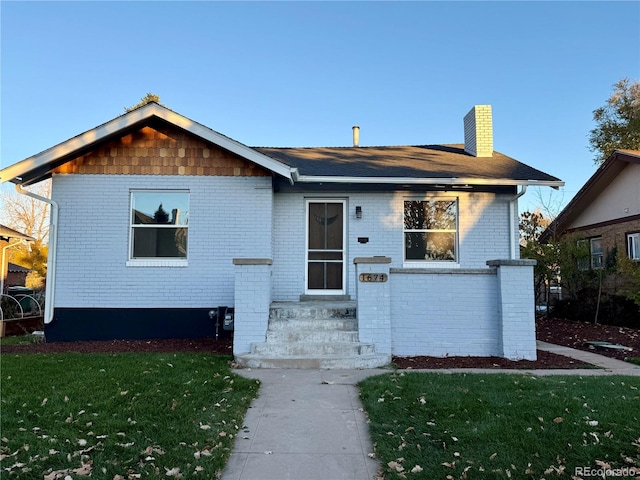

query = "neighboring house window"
[[577, 237, 603, 270], [590, 237, 603, 269], [628, 232, 640, 260], [130, 191, 189, 260], [404, 199, 457, 262]]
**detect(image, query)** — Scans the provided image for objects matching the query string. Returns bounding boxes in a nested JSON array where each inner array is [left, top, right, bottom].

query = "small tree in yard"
[[520, 208, 595, 317], [520, 210, 555, 310], [589, 78, 640, 164], [617, 255, 640, 306]]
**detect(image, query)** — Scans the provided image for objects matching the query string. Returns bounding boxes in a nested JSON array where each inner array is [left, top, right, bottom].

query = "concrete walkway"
[[536, 340, 640, 376], [221, 369, 383, 480], [222, 343, 640, 480]]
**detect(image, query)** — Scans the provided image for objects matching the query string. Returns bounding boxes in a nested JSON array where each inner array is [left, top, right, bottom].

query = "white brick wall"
[[272, 193, 306, 300], [233, 261, 272, 354], [354, 259, 392, 354], [390, 270, 500, 356], [489, 260, 537, 360], [52, 174, 273, 309], [272, 190, 513, 299], [50, 174, 530, 359]]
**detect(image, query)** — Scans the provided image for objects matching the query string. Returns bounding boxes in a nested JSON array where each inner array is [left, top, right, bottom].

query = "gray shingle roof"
[[8, 262, 31, 273], [255, 144, 561, 183]]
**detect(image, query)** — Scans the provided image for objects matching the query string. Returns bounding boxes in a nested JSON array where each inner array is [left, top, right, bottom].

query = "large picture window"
[[404, 199, 457, 262], [130, 191, 189, 260]]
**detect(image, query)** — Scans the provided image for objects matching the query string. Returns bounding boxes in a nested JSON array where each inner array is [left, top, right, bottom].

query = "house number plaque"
[[359, 273, 388, 283]]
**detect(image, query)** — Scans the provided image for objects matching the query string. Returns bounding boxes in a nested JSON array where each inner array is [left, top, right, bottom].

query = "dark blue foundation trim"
[[45, 308, 233, 342]]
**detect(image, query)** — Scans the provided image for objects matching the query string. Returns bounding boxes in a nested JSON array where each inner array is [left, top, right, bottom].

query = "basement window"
[[128, 190, 189, 264]]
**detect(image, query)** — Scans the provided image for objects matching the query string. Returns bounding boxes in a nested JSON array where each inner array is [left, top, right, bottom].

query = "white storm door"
[[305, 200, 346, 294]]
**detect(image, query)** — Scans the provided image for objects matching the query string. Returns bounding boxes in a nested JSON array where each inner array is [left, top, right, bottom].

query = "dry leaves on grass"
[[43, 461, 93, 480]]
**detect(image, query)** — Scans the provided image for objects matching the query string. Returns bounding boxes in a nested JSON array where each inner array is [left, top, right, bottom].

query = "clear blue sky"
[[1, 1, 638, 213]]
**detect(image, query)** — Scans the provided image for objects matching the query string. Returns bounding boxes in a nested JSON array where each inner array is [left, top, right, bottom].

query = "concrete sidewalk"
[[222, 344, 640, 480], [221, 369, 384, 480], [536, 340, 640, 376]]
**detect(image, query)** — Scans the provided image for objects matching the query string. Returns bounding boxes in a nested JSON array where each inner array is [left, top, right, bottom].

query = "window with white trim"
[[628, 232, 640, 260], [130, 191, 189, 260], [590, 237, 603, 269], [404, 198, 457, 263]]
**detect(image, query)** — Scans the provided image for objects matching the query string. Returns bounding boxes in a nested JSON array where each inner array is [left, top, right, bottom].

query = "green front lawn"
[[1, 353, 259, 479], [359, 372, 640, 479]]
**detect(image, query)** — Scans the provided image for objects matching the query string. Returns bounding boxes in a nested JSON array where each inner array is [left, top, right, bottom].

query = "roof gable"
[[541, 150, 640, 240], [0, 103, 293, 185], [52, 123, 270, 177]]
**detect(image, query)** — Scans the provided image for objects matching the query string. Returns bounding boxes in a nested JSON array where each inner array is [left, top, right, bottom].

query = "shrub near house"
[[541, 150, 640, 326]]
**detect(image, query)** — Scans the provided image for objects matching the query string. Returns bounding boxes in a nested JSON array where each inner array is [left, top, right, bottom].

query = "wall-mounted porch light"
[[355, 206, 362, 219]]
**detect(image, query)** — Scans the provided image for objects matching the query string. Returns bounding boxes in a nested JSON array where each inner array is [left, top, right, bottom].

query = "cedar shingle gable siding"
[[52, 125, 270, 177]]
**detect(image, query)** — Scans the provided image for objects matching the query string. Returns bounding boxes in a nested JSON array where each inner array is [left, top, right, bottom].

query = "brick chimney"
[[463, 105, 493, 157]]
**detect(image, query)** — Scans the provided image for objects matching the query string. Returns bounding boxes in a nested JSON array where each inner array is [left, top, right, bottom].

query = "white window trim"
[[402, 196, 459, 268], [590, 237, 603, 269], [628, 232, 640, 260], [128, 189, 190, 265]]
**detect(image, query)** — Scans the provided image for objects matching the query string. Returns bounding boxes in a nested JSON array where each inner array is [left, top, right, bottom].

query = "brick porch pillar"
[[232, 258, 272, 355], [487, 259, 537, 360], [354, 257, 392, 355]]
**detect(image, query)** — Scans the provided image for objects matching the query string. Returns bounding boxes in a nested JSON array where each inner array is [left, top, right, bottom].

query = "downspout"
[[15, 184, 59, 324], [509, 185, 527, 259]]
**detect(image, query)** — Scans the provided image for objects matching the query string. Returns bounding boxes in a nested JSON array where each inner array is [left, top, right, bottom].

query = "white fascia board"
[[295, 175, 565, 188], [2, 106, 157, 183], [151, 107, 293, 180], [0, 103, 294, 183]]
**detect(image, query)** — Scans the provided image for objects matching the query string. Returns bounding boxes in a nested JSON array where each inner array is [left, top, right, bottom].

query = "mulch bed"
[[392, 349, 591, 370], [2, 318, 638, 370], [536, 317, 640, 361], [0, 337, 233, 355]]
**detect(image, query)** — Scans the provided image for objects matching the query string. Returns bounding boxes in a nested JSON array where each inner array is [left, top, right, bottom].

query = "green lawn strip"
[[1, 353, 259, 479], [359, 372, 640, 479], [0, 335, 43, 346], [626, 358, 640, 366]]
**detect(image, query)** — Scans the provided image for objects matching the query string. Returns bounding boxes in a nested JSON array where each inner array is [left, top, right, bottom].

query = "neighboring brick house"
[[0, 103, 562, 365], [541, 150, 640, 294]]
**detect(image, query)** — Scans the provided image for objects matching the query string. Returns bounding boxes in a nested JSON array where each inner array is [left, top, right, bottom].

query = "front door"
[[306, 200, 346, 294]]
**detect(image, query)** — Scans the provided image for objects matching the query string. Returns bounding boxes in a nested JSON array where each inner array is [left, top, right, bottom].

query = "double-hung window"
[[130, 190, 189, 261], [628, 232, 640, 260], [589, 237, 603, 269], [404, 198, 457, 263]]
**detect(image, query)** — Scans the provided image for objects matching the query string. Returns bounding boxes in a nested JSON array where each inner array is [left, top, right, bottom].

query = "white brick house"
[[0, 103, 563, 366]]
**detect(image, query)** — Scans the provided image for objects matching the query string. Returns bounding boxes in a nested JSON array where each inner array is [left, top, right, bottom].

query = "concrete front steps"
[[234, 301, 390, 369]]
